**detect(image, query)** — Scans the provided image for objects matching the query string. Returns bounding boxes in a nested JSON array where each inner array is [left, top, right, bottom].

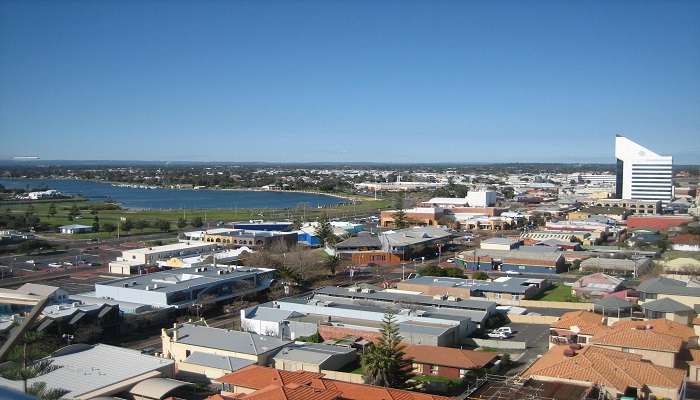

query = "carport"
[[128, 377, 192, 400], [592, 296, 633, 318]]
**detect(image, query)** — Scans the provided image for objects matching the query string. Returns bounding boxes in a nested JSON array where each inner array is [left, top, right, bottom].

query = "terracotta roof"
[[611, 319, 696, 343], [592, 325, 683, 353], [551, 310, 608, 336], [522, 345, 686, 393], [403, 345, 496, 370], [671, 233, 700, 245], [215, 365, 324, 389], [215, 366, 450, 400]]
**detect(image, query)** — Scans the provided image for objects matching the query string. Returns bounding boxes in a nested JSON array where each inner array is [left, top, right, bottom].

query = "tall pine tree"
[[361, 312, 415, 388]]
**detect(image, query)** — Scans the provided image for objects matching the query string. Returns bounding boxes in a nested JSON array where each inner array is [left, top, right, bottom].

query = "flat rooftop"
[[97, 265, 274, 294], [122, 241, 214, 255], [404, 275, 545, 295]]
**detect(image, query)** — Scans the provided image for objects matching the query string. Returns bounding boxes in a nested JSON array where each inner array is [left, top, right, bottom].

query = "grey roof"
[[98, 265, 273, 294], [399, 321, 454, 335], [637, 277, 700, 297], [23, 344, 173, 399], [128, 378, 191, 399], [461, 248, 564, 262], [184, 352, 255, 371], [273, 343, 355, 365], [175, 323, 290, 355], [314, 285, 494, 311], [334, 235, 382, 250], [16, 283, 63, 297], [641, 298, 693, 313], [580, 257, 651, 272], [403, 275, 540, 295], [58, 224, 92, 229], [593, 296, 633, 309], [481, 237, 520, 246], [382, 227, 455, 247], [247, 306, 300, 322]]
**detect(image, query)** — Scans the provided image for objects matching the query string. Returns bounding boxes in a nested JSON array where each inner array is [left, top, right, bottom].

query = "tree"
[[472, 271, 489, 280], [0, 331, 68, 399], [323, 253, 342, 276], [134, 220, 147, 231], [392, 209, 408, 229], [177, 217, 187, 229], [315, 214, 336, 247], [47, 203, 56, 217], [155, 219, 171, 232], [121, 219, 133, 232], [102, 222, 116, 233], [92, 215, 100, 232], [190, 216, 204, 228], [361, 312, 414, 388], [25, 204, 35, 216], [290, 215, 303, 230]]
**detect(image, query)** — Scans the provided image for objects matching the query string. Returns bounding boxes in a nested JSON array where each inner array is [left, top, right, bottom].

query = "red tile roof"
[[403, 345, 496, 370]]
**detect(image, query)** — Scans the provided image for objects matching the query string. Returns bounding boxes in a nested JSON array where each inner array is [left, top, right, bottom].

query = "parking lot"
[[501, 322, 551, 374]]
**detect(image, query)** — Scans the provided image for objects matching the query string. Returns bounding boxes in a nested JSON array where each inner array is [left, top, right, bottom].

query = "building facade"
[[615, 135, 673, 204]]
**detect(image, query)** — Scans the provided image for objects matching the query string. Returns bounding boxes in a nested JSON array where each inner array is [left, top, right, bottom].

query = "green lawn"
[[1, 197, 390, 238], [534, 283, 579, 302]]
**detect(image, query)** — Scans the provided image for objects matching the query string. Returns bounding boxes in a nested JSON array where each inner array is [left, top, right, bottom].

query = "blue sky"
[[1, 0, 699, 163]]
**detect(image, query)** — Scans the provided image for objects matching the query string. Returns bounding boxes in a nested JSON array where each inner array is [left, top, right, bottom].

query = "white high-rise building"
[[615, 135, 673, 204]]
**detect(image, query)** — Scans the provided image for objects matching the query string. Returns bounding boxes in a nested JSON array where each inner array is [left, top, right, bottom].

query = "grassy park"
[[534, 283, 579, 302], [1, 196, 391, 239]]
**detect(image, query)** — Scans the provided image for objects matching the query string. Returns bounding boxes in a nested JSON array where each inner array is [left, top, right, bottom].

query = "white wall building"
[[615, 135, 673, 204], [466, 190, 497, 207]]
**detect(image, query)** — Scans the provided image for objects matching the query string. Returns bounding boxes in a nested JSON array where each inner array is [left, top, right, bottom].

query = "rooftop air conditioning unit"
[[153, 284, 158, 289], [145, 286, 151, 291]]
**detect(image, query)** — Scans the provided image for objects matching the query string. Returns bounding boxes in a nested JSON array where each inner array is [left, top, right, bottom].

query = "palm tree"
[[361, 312, 415, 388]]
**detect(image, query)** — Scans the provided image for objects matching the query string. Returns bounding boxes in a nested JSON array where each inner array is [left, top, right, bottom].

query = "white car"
[[446, 258, 454, 263], [492, 327, 513, 335], [48, 263, 62, 268], [504, 270, 522, 275], [487, 331, 510, 339]]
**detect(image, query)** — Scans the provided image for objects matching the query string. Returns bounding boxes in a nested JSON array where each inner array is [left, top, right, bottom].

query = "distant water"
[[0, 178, 348, 210]]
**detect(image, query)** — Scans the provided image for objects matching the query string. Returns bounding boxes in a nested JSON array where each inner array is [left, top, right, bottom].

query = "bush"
[[102, 222, 116, 232], [472, 271, 489, 280]]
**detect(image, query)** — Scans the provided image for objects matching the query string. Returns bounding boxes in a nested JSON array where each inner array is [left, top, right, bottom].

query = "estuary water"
[[0, 178, 348, 210]]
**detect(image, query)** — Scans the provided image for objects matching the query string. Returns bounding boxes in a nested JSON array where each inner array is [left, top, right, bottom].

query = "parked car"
[[487, 331, 511, 339], [504, 270, 522, 275], [48, 263, 62, 268], [446, 258, 455, 263], [491, 327, 513, 335]]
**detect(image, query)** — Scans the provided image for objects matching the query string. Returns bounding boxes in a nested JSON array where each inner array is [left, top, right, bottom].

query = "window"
[[185, 350, 191, 357], [430, 365, 439, 375], [622, 347, 631, 353], [577, 336, 588, 344], [459, 369, 467, 378]]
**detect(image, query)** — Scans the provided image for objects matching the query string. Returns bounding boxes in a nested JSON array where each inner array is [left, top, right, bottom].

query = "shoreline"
[[0, 177, 381, 209]]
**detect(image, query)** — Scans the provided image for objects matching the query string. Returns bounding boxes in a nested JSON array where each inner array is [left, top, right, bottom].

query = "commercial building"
[[379, 226, 455, 259], [584, 198, 661, 214], [0, 344, 177, 400], [480, 237, 521, 251], [161, 323, 290, 380], [94, 265, 276, 309], [615, 135, 674, 204], [58, 224, 93, 234], [466, 190, 498, 207], [119, 241, 217, 266], [457, 248, 566, 274], [380, 207, 443, 227], [203, 229, 298, 250], [626, 215, 694, 231], [396, 275, 549, 302]]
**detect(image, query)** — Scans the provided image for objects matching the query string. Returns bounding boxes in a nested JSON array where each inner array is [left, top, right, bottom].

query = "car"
[[491, 327, 513, 335], [487, 331, 511, 339], [406, 273, 418, 280], [446, 258, 455, 263], [48, 263, 62, 268], [504, 270, 522, 275]]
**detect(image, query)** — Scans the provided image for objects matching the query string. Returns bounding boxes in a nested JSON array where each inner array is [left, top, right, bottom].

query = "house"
[[0, 344, 177, 400], [549, 310, 608, 347], [379, 227, 455, 260], [161, 323, 290, 380], [480, 237, 521, 251], [212, 365, 449, 400], [333, 233, 400, 266], [641, 298, 695, 324], [611, 319, 698, 349], [579, 257, 652, 276], [58, 224, 93, 234], [571, 273, 623, 299], [273, 343, 357, 373], [591, 323, 684, 368], [522, 345, 687, 400], [457, 248, 566, 274], [403, 345, 496, 379], [638, 277, 700, 310]]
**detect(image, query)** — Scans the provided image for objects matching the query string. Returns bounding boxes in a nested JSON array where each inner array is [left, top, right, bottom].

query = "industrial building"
[[93, 265, 276, 309], [396, 275, 550, 302]]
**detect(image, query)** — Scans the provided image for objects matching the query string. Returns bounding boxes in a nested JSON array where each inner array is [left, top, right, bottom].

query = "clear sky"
[[1, 0, 699, 163]]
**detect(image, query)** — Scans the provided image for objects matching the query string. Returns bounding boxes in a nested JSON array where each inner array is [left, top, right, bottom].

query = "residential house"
[[638, 277, 700, 310], [272, 343, 357, 373], [579, 257, 652, 277], [403, 345, 496, 380], [571, 273, 623, 299]]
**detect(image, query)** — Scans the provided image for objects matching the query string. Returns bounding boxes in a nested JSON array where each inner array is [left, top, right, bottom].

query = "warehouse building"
[[457, 248, 566, 274], [94, 265, 275, 309]]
